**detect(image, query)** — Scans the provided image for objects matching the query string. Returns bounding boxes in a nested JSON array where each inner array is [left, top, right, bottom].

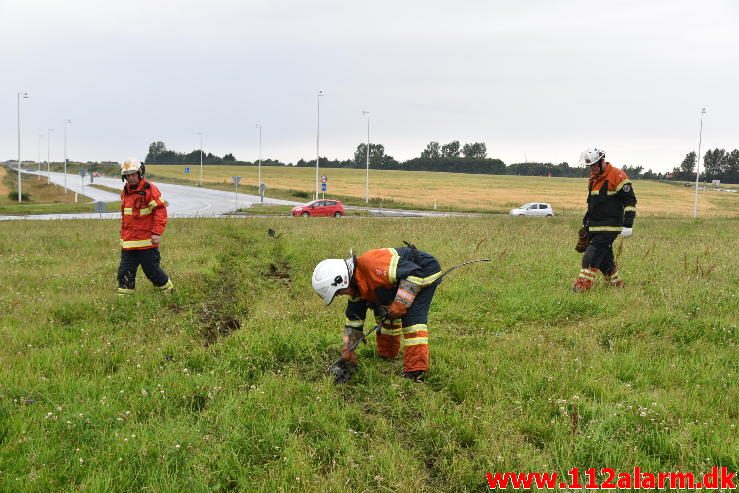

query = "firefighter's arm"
[[149, 186, 168, 236], [341, 298, 368, 362], [618, 180, 637, 228], [345, 297, 368, 331], [387, 279, 421, 320]]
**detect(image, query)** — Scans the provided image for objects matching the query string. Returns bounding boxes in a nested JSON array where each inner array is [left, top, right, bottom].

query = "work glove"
[[387, 300, 409, 320], [620, 227, 633, 238], [387, 279, 421, 320], [575, 226, 590, 253]]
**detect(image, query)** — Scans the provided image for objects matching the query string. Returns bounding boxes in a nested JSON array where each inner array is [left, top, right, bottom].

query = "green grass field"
[[0, 215, 736, 491]]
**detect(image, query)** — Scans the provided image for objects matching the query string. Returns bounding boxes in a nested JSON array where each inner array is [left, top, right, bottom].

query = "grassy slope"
[[0, 168, 106, 215], [0, 216, 736, 492]]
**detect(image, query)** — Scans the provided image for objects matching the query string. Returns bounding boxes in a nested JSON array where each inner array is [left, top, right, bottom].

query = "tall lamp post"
[[362, 110, 370, 204], [37, 133, 43, 180], [256, 124, 263, 202], [63, 119, 72, 193], [46, 128, 53, 184], [197, 132, 204, 186], [693, 108, 707, 219], [315, 90, 323, 200], [17, 91, 30, 203]]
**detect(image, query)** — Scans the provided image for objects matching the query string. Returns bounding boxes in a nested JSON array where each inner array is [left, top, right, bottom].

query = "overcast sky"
[[1, 0, 737, 171]]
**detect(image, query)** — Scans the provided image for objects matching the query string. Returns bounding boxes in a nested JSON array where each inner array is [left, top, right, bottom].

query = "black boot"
[[403, 370, 425, 382]]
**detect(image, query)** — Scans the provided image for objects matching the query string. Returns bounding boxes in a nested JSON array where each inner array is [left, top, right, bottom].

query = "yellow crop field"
[[147, 165, 739, 218]]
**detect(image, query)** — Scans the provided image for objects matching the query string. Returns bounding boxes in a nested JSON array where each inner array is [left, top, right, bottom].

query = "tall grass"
[[0, 216, 736, 491]]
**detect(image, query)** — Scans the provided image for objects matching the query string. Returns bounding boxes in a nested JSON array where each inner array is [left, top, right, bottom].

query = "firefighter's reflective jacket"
[[584, 162, 637, 233], [344, 247, 441, 326], [120, 178, 168, 250]]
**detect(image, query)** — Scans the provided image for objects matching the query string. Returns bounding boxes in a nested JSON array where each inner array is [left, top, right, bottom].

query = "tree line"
[[671, 150, 739, 183], [144, 140, 738, 182]]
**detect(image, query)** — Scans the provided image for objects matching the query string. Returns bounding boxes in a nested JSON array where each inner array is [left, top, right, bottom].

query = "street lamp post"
[[693, 108, 707, 219], [197, 132, 204, 186], [17, 91, 30, 203], [256, 124, 263, 203], [362, 110, 370, 204], [63, 119, 72, 193], [315, 90, 323, 200], [37, 133, 43, 180], [47, 128, 53, 184]]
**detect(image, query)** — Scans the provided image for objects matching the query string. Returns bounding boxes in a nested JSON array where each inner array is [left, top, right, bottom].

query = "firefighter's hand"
[[151, 234, 161, 245], [387, 300, 409, 320], [620, 227, 633, 238]]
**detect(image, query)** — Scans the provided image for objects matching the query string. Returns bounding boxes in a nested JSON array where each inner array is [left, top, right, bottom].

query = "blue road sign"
[[321, 183, 327, 192], [185, 167, 190, 173]]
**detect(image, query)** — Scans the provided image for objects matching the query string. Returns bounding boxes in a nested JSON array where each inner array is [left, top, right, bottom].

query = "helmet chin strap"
[[591, 160, 605, 176]]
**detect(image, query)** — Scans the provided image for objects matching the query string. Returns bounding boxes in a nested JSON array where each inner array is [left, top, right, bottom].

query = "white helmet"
[[121, 157, 144, 177], [312, 255, 355, 305], [579, 147, 606, 166]]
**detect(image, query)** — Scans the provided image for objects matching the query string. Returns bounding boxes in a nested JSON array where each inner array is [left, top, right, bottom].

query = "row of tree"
[[146, 141, 237, 165], [144, 140, 738, 182], [671, 150, 739, 183]]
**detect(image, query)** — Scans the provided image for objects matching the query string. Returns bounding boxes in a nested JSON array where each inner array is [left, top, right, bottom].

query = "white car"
[[509, 202, 554, 217]]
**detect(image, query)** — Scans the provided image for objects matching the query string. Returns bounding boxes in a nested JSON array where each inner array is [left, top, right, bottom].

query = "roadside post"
[[80, 168, 87, 196], [259, 183, 266, 203], [94, 200, 106, 219], [232, 176, 241, 212], [185, 167, 191, 185]]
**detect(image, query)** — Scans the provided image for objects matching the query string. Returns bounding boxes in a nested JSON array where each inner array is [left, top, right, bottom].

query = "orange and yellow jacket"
[[120, 178, 168, 250], [584, 162, 637, 232], [344, 247, 441, 327]]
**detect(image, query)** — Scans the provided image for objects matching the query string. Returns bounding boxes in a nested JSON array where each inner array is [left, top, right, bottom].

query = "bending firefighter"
[[573, 147, 637, 292], [312, 246, 442, 383], [117, 158, 174, 296]]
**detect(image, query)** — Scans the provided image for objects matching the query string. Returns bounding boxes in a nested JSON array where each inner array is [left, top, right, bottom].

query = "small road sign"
[[232, 176, 242, 185], [93, 201, 106, 214], [321, 183, 327, 192], [80, 169, 87, 177], [185, 167, 190, 174], [321, 175, 327, 183]]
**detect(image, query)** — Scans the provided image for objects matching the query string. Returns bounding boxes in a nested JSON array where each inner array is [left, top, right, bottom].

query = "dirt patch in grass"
[[264, 261, 291, 285], [199, 301, 242, 346], [197, 251, 249, 346]]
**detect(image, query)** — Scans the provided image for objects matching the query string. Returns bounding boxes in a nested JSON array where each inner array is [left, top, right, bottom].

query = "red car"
[[291, 199, 345, 217]]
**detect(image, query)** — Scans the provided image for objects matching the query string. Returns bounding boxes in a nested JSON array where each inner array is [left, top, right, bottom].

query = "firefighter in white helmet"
[[313, 244, 442, 383], [573, 147, 637, 292], [117, 158, 173, 296]]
